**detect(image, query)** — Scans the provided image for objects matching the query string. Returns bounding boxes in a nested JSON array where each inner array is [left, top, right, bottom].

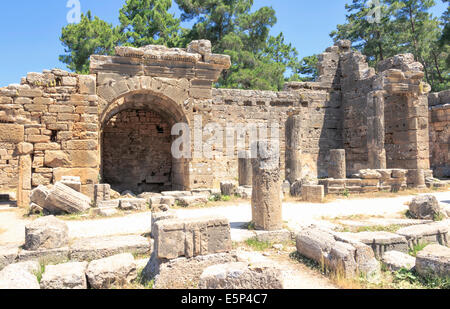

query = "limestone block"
[[176, 195, 208, 207], [0, 124, 24, 143], [44, 151, 70, 168], [24, 216, 69, 251], [397, 222, 448, 249], [40, 262, 88, 289], [143, 252, 237, 289], [60, 176, 82, 192], [328, 149, 346, 179], [0, 246, 19, 271], [69, 235, 151, 261], [220, 181, 237, 196], [415, 244, 450, 278], [238, 151, 253, 186], [119, 198, 147, 211], [44, 182, 91, 214], [301, 185, 325, 203], [336, 231, 408, 258], [86, 253, 137, 289], [30, 185, 50, 208], [94, 184, 111, 205], [17, 142, 33, 155], [382, 251, 416, 271], [0, 261, 40, 289], [154, 216, 232, 260], [251, 141, 282, 231]]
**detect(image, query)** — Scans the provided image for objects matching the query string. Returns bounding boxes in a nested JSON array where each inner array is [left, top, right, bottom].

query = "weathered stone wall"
[[0, 39, 438, 207], [429, 90, 450, 178], [102, 110, 172, 193]]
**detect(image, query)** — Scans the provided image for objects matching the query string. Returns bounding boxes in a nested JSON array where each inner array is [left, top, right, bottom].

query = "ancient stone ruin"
[[0, 39, 447, 208]]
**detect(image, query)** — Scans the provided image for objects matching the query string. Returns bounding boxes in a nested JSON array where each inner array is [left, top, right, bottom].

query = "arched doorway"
[[100, 92, 190, 194]]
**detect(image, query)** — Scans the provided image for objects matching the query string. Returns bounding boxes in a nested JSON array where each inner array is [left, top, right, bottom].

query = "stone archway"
[[100, 91, 190, 194]]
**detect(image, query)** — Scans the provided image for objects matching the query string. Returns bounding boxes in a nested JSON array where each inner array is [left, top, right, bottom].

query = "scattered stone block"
[[408, 195, 442, 220], [199, 262, 284, 289], [151, 211, 177, 237], [220, 181, 237, 196], [18, 247, 70, 265], [24, 216, 69, 251], [97, 199, 120, 209], [0, 261, 40, 289], [254, 229, 292, 243], [329, 149, 346, 179], [415, 244, 450, 278], [119, 198, 148, 211], [143, 252, 238, 289], [60, 176, 82, 192], [301, 185, 324, 203], [238, 151, 253, 186], [336, 231, 409, 258], [70, 235, 152, 261], [397, 222, 448, 249], [382, 251, 416, 271], [392, 169, 408, 178], [296, 227, 380, 280], [161, 191, 192, 197], [40, 261, 88, 289], [30, 185, 49, 208], [44, 182, 91, 214], [86, 253, 137, 289], [0, 246, 19, 270], [91, 207, 119, 217], [359, 169, 382, 179], [154, 216, 232, 260]]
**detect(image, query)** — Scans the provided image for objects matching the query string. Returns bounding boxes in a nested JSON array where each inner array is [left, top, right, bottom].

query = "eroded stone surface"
[[415, 244, 450, 278], [86, 253, 137, 289], [40, 261, 88, 289], [198, 262, 284, 289], [382, 251, 416, 271], [24, 216, 69, 250]]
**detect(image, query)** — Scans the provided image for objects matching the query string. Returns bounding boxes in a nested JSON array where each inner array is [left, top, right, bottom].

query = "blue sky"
[[0, 0, 447, 86]]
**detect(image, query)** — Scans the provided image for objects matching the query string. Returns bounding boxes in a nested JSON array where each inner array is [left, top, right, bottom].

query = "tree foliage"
[[331, 0, 449, 91], [59, 0, 304, 90]]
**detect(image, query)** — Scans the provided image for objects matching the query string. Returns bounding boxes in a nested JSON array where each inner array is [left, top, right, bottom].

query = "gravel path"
[[1, 191, 449, 246]]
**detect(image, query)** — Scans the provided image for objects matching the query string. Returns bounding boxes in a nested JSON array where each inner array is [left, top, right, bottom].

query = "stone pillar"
[[407, 169, 426, 188], [367, 90, 387, 169], [94, 184, 111, 206], [328, 149, 346, 179], [251, 141, 282, 231], [238, 150, 253, 186], [285, 115, 302, 184]]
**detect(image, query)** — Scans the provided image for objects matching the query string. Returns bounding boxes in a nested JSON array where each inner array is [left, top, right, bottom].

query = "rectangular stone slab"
[[154, 216, 232, 260]]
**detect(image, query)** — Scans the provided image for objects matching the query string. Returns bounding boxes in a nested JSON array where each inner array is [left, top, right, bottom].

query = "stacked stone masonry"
[[0, 39, 446, 207], [428, 90, 450, 178]]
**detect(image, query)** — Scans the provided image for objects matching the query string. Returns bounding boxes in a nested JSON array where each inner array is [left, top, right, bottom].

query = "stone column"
[[94, 184, 111, 206], [407, 169, 426, 188], [328, 149, 346, 179], [285, 115, 302, 184], [367, 90, 387, 169], [238, 150, 252, 186], [251, 141, 282, 231]]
